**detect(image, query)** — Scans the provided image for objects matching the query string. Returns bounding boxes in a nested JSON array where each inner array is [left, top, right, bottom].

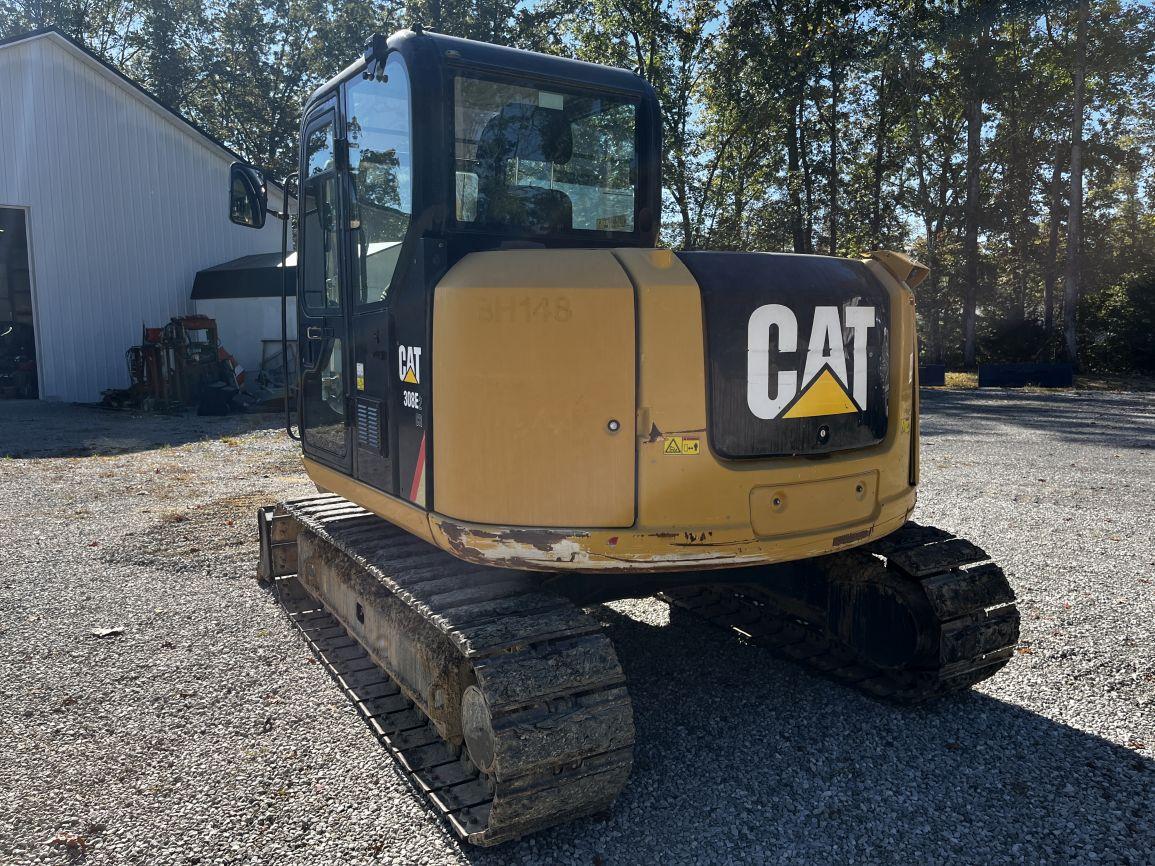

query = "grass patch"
[[926, 369, 1152, 392], [943, 371, 978, 389]]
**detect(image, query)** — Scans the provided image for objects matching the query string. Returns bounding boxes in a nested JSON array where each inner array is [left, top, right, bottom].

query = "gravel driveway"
[[1, 390, 1152, 866]]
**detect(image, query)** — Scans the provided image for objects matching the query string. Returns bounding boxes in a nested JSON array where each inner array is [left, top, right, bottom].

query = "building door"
[[297, 104, 353, 472], [0, 207, 36, 399]]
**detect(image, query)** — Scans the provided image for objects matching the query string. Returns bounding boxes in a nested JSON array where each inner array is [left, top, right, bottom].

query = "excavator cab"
[[254, 31, 662, 508]]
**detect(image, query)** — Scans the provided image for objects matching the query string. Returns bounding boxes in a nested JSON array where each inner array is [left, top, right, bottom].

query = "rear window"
[[453, 76, 637, 236]]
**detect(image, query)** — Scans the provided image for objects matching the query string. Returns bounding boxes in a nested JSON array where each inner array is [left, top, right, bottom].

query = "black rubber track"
[[268, 495, 635, 846], [659, 521, 1021, 703]]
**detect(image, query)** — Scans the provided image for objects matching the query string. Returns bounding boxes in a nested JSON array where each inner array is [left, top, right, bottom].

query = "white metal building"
[[0, 28, 286, 402]]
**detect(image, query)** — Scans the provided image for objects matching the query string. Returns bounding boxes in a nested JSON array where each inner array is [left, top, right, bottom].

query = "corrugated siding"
[[0, 34, 285, 402]]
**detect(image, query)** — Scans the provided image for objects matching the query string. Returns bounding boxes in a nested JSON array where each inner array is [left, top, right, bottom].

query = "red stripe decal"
[[408, 432, 426, 503]]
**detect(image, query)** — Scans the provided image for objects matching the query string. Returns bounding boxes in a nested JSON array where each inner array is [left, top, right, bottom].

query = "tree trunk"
[[828, 51, 841, 256], [962, 96, 982, 367], [870, 64, 888, 247], [962, 27, 988, 368], [1044, 151, 1064, 341], [734, 173, 747, 246], [799, 102, 814, 253], [787, 98, 806, 253], [1006, 23, 1028, 329], [1064, 0, 1089, 367], [679, 195, 693, 249], [1008, 106, 1026, 325]]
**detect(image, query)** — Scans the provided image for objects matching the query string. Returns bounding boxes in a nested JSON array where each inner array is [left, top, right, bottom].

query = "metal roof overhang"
[[191, 253, 297, 300]]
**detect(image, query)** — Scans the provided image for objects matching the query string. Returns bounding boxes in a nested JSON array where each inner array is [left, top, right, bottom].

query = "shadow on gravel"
[[99, 492, 278, 576], [0, 400, 286, 458], [919, 388, 1155, 450], [461, 605, 1153, 864]]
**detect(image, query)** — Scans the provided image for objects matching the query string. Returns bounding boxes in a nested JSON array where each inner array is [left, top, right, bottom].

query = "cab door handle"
[[305, 326, 334, 340]]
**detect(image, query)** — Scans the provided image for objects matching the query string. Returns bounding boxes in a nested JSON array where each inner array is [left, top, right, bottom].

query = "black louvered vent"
[[356, 399, 383, 453]]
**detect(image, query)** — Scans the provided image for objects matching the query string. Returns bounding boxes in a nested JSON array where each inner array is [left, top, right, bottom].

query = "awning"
[[191, 252, 297, 300]]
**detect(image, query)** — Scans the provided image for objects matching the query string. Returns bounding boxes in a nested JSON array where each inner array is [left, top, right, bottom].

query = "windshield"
[[453, 75, 637, 235]]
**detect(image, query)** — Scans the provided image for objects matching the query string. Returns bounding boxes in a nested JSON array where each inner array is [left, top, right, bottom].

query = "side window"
[[300, 117, 340, 312], [346, 54, 413, 306], [306, 124, 335, 176]]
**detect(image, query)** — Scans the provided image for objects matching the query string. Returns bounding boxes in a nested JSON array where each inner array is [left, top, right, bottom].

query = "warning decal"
[[663, 436, 701, 456]]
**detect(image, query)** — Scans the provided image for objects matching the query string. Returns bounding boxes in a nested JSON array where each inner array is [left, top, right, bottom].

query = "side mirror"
[[229, 162, 268, 229]]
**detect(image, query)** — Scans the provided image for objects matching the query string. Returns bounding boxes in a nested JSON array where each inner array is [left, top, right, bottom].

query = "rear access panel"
[[678, 252, 890, 458], [433, 249, 636, 528], [749, 471, 878, 538]]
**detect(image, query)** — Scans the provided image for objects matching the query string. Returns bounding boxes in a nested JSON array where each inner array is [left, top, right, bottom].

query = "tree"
[[1063, 0, 1089, 366], [5, 0, 1154, 372], [559, 0, 718, 247]]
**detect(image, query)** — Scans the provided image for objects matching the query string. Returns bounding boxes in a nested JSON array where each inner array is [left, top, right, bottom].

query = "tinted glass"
[[306, 125, 335, 176], [454, 76, 637, 235], [346, 54, 412, 305], [302, 336, 347, 456], [300, 118, 341, 311]]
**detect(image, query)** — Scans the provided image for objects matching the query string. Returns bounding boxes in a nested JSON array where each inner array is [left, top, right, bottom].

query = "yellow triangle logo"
[[782, 368, 858, 418], [402, 366, 418, 384]]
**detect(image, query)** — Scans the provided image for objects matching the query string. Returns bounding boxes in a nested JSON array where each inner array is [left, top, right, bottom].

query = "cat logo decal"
[[747, 305, 875, 420], [398, 345, 422, 385]]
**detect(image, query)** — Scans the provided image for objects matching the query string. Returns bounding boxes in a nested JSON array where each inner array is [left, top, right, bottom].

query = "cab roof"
[[307, 29, 655, 110]]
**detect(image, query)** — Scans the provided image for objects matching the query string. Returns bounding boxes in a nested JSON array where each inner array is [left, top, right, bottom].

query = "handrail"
[[279, 172, 301, 440]]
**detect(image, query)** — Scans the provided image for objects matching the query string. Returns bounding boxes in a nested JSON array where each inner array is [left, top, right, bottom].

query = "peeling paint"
[[432, 507, 907, 574], [436, 520, 768, 572], [672, 537, 755, 548]]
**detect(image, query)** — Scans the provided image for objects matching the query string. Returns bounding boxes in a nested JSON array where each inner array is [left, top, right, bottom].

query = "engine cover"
[[678, 251, 891, 458]]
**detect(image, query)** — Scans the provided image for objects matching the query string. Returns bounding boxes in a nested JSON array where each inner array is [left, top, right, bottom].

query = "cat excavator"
[[227, 28, 1020, 845]]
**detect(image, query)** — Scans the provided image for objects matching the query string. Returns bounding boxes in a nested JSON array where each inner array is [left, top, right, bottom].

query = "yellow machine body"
[[303, 247, 922, 573]]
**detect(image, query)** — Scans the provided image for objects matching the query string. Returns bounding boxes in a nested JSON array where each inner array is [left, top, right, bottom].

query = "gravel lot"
[[1, 390, 1152, 866]]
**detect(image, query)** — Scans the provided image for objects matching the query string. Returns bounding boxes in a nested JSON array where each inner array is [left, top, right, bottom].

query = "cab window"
[[300, 116, 340, 312], [345, 54, 413, 306], [454, 76, 638, 236]]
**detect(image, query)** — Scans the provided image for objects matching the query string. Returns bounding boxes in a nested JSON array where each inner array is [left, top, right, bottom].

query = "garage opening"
[[0, 207, 36, 399]]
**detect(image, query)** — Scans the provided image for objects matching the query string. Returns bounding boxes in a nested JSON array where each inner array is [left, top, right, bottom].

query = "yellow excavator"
[[227, 28, 1019, 845]]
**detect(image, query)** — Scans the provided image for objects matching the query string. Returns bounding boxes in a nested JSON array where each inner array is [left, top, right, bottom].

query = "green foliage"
[[4, 0, 1152, 370]]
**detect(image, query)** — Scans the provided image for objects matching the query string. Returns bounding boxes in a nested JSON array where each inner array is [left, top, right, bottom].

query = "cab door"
[[297, 103, 352, 472], [343, 52, 418, 500]]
